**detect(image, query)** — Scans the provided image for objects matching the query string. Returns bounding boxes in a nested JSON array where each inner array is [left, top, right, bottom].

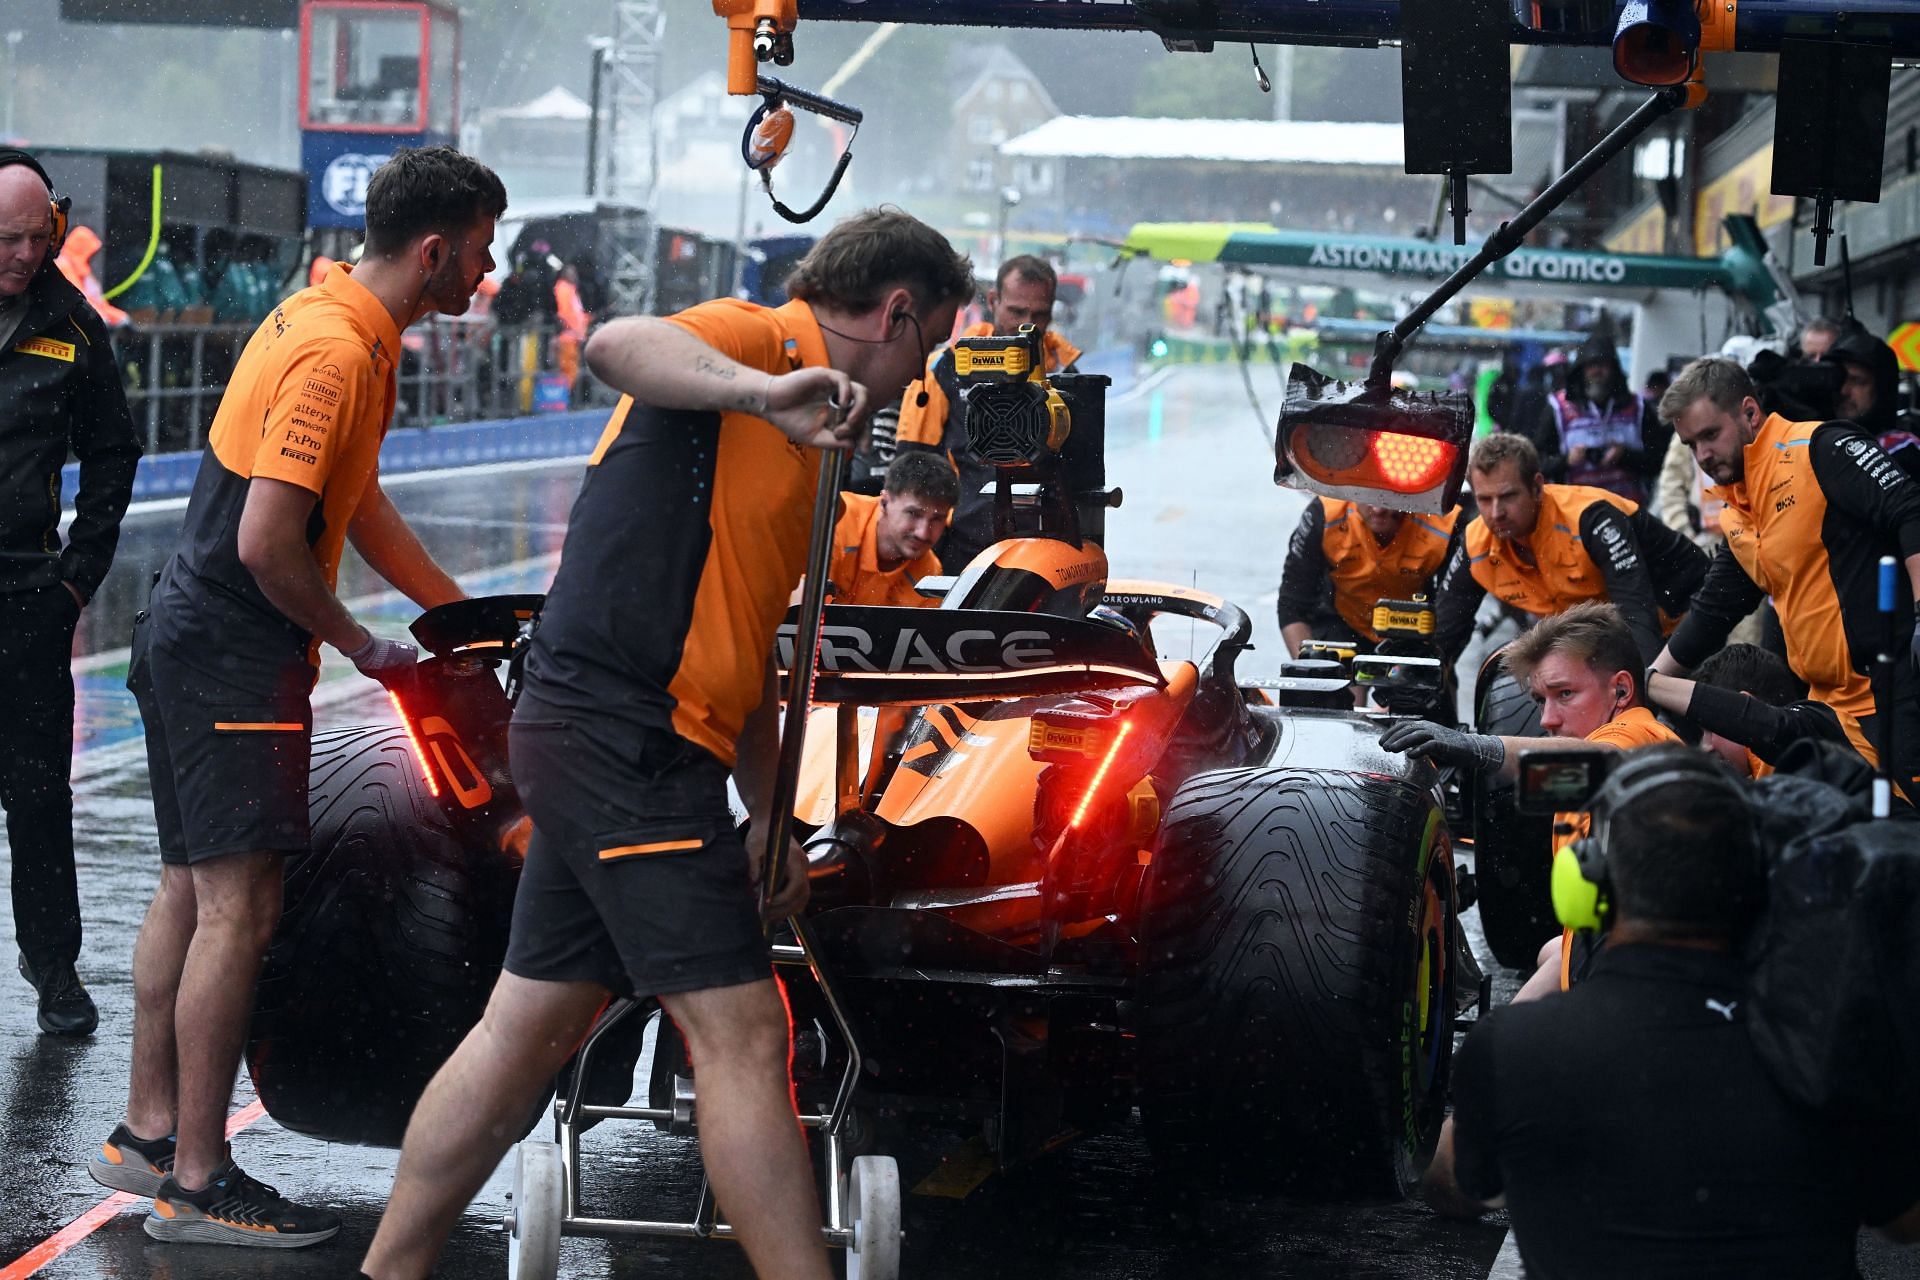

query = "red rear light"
[[1070, 721, 1133, 830], [387, 690, 442, 798]]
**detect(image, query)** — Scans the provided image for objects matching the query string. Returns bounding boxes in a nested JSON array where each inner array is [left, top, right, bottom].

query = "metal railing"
[[112, 318, 610, 456]]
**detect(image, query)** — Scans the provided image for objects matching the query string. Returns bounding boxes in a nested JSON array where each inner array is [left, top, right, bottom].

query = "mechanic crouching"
[[1277, 498, 1459, 658], [1422, 747, 1920, 1275], [826, 450, 957, 607], [360, 208, 974, 1280], [1432, 433, 1706, 670]]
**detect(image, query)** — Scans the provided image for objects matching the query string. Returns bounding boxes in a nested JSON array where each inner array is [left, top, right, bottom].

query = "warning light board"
[[1889, 322, 1920, 374]]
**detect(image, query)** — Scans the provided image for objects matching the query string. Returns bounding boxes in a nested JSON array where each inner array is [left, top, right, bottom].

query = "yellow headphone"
[[0, 149, 71, 257], [1550, 752, 1757, 932]]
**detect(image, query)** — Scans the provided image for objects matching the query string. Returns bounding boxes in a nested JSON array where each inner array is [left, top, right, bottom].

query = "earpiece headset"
[[1550, 750, 1759, 932], [0, 148, 71, 257]]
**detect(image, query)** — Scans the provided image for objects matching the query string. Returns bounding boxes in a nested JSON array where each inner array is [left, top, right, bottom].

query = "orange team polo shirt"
[[173, 263, 400, 651], [1551, 706, 1683, 853], [526, 298, 830, 768], [827, 492, 942, 608]]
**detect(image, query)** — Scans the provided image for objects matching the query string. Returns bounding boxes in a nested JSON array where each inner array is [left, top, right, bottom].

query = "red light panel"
[[1371, 433, 1454, 490], [1069, 721, 1133, 830], [387, 690, 442, 797]]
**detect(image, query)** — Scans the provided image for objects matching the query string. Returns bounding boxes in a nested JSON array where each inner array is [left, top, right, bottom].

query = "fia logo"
[[322, 153, 390, 218]]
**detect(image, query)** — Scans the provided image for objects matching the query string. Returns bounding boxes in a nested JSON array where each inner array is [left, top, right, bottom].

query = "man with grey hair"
[[1798, 316, 1844, 364], [1653, 355, 1920, 788], [0, 149, 140, 1037]]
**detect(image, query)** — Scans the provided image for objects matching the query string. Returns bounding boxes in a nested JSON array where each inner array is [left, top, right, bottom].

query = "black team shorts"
[[502, 713, 772, 999], [128, 607, 313, 865]]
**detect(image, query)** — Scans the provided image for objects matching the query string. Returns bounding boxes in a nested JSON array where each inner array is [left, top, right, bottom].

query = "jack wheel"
[[844, 1154, 901, 1280], [506, 1140, 563, 1280]]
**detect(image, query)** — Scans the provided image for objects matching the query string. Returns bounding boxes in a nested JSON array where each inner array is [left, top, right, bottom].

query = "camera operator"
[[1423, 748, 1920, 1274]]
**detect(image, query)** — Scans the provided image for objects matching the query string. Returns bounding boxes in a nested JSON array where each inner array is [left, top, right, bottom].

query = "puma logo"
[[1706, 999, 1738, 1022]]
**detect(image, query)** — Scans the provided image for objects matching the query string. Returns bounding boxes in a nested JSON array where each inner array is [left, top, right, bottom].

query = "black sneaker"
[[17, 954, 98, 1037], [89, 1122, 176, 1196], [144, 1159, 341, 1248]]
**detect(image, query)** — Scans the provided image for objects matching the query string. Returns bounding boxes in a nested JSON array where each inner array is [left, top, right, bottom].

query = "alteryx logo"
[[322, 153, 388, 218]]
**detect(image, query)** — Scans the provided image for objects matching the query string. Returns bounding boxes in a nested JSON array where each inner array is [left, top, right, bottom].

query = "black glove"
[[1912, 603, 1920, 676], [1379, 719, 1506, 773]]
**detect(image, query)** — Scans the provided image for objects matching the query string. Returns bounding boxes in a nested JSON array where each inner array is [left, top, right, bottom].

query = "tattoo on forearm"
[[694, 355, 737, 382]]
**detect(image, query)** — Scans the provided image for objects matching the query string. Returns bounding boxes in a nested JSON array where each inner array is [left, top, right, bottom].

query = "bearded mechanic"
[[827, 450, 958, 608], [1277, 499, 1460, 658], [1652, 356, 1920, 788], [1433, 433, 1707, 668], [96, 146, 506, 1247], [897, 253, 1080, 573], [361, 208, 974, 1280]]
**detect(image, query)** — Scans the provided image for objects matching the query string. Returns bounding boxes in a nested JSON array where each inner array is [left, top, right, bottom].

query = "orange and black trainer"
[[89, 1123, 175, 1196], [143, 1159, 340, 1248]]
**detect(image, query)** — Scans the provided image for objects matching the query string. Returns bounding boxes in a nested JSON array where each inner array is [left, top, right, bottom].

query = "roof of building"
[[488, 86, 592, 123], [952, 45, 1060, 118], [1000, 115, 1405, 166]]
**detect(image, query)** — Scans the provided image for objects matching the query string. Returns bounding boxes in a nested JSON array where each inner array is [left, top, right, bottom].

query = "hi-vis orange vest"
[[1321, 498, 1459, 639], [1464, 484, 1638, 619], [1710, 413, 1876, 719]]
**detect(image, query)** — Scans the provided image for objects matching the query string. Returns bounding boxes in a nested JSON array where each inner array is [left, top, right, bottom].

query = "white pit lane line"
[[1487, 1230, 1526, 1278]]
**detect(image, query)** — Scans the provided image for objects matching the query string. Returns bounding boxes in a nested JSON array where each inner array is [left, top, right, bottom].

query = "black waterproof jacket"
[[0, 262, 140, 599], [1826, 325, 1901, 436]]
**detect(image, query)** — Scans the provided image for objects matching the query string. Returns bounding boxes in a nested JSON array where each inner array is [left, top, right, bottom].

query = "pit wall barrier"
[[70, 408, 613, 505]]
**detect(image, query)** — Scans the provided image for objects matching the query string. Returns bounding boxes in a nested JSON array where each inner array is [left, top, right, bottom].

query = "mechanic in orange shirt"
[[1432, 433, 1707, 666], [362, 208, 974, 1280], [1653, 356, 1920, 788], [1277, 498, 1460, 657], [1383, 602, 1682, 993], [827, 451, 957, 608], [897, 254, 1081, 573], [105, 147, 506, 1249]]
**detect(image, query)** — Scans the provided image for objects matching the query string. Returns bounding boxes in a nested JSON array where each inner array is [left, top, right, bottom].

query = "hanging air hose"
[[742, 75, 862, 225]]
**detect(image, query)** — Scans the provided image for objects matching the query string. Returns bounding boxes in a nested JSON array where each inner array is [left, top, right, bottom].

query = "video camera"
[[1515, 746, 1616, 815]]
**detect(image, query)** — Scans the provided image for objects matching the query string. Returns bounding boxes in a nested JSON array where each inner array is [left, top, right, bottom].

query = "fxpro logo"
[[322, 153, 391, 217], [779, 625, 1060, 674]]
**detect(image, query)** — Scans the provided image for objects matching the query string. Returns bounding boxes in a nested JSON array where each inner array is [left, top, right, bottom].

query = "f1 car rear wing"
[[774, 604, 1166, 705]]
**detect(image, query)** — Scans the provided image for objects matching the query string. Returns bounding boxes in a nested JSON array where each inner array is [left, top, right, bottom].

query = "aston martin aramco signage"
[[1123, 223, 1738, 295]]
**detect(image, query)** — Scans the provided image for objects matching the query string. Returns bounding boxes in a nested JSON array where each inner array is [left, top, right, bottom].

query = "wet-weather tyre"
[[1471, 660, 1558, 970], [246, 725, 523, 1146], [1135, 768, 1455, 1201], [507, 1140, 564, 1280]]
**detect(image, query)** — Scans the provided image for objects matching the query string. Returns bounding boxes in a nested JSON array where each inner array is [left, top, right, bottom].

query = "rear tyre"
[[1136, 768, 1454, 1201], [247, 725, 523, 1146], [1471, 661, 1557, 970]]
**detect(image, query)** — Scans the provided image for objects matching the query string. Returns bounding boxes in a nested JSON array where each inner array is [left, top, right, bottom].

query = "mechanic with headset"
[[896, 254, 1080, 574], [360, 208, 973, 1280], [1277, 499, 1460, 658], [1654, 356, 1920, 790], [824, 449, 958, 608], [1383, 601, 1681, 787], [1431, 432, 1708, 668], [1422, 747, 1920, 1273], [97, 147, 506, 1250], [0, 150, 140, 1038]]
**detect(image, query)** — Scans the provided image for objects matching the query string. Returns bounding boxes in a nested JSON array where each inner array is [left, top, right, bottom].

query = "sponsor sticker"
[[12, 336, 75, 363]]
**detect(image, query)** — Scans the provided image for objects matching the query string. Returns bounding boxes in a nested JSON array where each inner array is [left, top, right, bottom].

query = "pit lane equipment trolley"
[[503, 445, 902, 1279]]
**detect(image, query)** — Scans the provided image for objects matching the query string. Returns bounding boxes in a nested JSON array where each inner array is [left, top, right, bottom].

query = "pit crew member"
[[896, 253, 1080, 573], [1277, 498, 1459, 657], [1433, 433, 1708, 666], [360, 208, 973, 1280], [826, 450, 957, 608], [1652, 357, 1920, 788], [98, 146, 505, 1247]]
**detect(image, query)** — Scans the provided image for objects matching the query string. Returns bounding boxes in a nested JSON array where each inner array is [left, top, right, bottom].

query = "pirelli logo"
[[12, 336, 75, 363], [281, 446, 318, 465]]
